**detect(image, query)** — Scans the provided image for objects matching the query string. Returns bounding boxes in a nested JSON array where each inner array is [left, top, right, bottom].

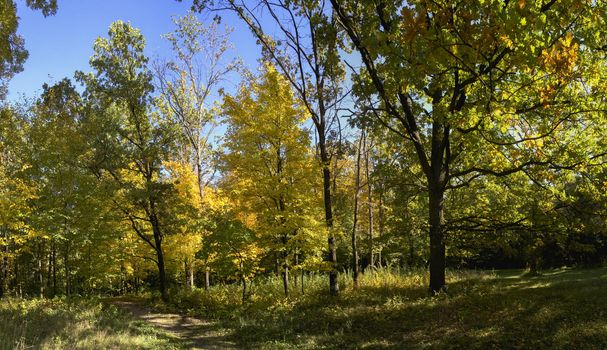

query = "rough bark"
[[150, 208, 168, 302], [320, 135, 339, 295]]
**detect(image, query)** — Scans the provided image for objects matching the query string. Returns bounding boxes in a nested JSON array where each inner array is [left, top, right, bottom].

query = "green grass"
[[170, 267, 607, 349], [4, 268, 607, 349], [0, 297, 184, 350]]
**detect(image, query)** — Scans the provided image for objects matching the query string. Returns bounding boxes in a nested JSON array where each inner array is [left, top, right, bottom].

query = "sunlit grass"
[[169, 266, 607, 349], [0, 297, 183, 350]]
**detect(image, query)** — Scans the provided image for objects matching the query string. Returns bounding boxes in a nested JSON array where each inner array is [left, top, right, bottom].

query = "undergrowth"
[[164, 267, 607, 349], [0, 297, 182, 350]]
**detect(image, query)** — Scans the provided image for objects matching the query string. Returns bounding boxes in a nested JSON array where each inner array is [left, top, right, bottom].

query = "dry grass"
[[0, 297, 183, 350]]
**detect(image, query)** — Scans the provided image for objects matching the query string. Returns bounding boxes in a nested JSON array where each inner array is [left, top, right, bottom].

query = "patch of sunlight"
[[554, 321, 607, 343], [361, 339, 395, 348], [468, 326, 499, 339], [520, 281, 553, 289], [530, 305, 561, 323]]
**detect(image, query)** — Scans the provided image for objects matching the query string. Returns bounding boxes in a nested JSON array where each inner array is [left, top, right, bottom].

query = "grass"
[[0, 297, 184, 350], [4, 267, 607, 349], [168, 267, 607, 349]]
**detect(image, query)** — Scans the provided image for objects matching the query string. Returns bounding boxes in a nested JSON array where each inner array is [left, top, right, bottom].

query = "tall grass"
[[167, 267, 607, 349], [0, 297, 182, 350]]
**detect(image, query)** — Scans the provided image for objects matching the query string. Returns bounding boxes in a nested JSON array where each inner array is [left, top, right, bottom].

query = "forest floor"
[[2, 267, 607, 349], [106, 297, 235, 350]]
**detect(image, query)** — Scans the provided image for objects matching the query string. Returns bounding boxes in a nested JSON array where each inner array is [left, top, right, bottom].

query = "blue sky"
[[8, 0, 260, 101]]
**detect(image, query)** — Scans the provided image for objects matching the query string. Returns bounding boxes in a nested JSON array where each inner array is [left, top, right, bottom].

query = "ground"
[[1, 267, 607, 349], [108, 297, 235, 350]]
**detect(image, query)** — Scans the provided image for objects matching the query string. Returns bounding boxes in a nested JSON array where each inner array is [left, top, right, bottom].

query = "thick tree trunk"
[[427, 120, 449, 294], [319, 136, 338, 295], [155, 247, 168, 301], [150, 210, 168, 302], [428, 185, 446, 294]]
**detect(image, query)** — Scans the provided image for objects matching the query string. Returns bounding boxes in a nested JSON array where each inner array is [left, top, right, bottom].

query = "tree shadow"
[[225, 267, 607, 349]]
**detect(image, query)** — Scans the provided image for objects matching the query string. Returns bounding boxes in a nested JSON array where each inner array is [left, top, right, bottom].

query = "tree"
[[190, 0, 347, 295], [0, 0, 57, 99], [78, 21, 178, 301], [330, 0, 607, 293], [155, 12, 238, 289], [221, 64, 324, 297]]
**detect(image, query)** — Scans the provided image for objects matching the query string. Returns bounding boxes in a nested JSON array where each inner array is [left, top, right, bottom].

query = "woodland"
[[2, 0, 607, 349]]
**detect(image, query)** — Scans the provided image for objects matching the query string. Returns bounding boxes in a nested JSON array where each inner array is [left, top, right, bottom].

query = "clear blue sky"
[[8, 0, 260, 101]]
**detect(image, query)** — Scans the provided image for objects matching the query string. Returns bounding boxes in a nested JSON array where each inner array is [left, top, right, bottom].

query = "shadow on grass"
[[224, 267, 607, 349], [0, 298, 182, 350]]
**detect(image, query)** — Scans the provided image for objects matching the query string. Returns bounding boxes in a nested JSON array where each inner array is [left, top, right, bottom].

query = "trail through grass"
[[2, 267, 607, 349], [108, 297, 235, 349], [0, 297, 183, 350]]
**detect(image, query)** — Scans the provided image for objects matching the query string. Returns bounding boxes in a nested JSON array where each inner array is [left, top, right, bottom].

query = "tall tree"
[[189, 0, 346, 295], [330, 0, 607, 293], [222, 64, 323, 297], [78, 21, 178, 301], [155, 12, 238, 289]]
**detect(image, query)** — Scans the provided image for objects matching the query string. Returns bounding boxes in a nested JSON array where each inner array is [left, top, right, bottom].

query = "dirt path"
[[108, 298, 237, 349]]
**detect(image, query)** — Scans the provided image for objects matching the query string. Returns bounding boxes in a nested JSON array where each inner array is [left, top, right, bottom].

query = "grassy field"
[[168, 267, 607, 349], [2, 267, 607, 349], [0, 297, 183, 350]]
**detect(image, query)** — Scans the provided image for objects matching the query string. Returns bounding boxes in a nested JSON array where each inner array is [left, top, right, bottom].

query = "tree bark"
[[282, 260, 289, 297], [351, 132, 363, 289], [38, 244, 44, 298], [428, 122, 449, 294], [241, 276, 247, 304], [64, 240, 70, 296], [205, 266, 210, 291], [319, 135, 339, 295], [428, 184, 446, 294], [150, 209, 168, 302], [364, 135, 374, 268]]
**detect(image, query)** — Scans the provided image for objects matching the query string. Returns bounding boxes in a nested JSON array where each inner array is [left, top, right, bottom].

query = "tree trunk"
[[294, 253, 299, 288], [351, 132, 363, 289], [319, 135, 338, 295], [428, 185, 446, 294], [64, 240, 70, 296], [188, 262, 194, 289], [150, 210, 168, 302], [204, 266, 210, 291], [241, 276, 247, 304], [0, 226, 5, 299], [282, 260, 289, 297], [301, 268, 305, 294], [378, 186, 385, 268], [52, 239, 57, 297], [38, 247, 44, 298], [364, 135, 374, 268], [184, 259, 194, 290]]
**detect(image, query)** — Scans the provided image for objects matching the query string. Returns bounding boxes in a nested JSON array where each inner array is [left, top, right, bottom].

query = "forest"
[[2, 0, 607, 349]]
